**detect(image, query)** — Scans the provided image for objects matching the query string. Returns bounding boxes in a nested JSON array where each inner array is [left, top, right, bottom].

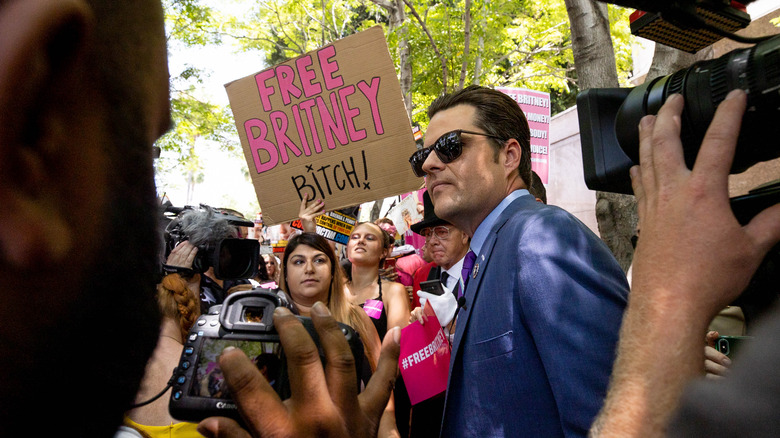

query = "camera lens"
[[718, 340, 730, 356], [615, 34, 780, 173]]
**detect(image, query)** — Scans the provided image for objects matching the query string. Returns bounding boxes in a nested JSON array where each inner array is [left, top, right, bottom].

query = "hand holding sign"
[[298, 194, 325, 233], [417, 288, 458, 327]]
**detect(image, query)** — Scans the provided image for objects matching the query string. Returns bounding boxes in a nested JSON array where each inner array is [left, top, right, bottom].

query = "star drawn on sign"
[[363, 182, 371, 190], [306, 164, 314, 172]]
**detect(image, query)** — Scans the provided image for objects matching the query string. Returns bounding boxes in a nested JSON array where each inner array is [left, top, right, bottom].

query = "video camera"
[[578, 31, 780, 195], [581, 0, 780, 323], [168, 289, 364, 423], [162, 204, 260, 280]]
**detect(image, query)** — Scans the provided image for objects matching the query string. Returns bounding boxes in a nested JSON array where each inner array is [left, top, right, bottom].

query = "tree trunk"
[[645, 43, 712, 83], [371, 0, 412, 117], [565, 0, 636, 272], [473, 0, 486, 85], [391, 0, 412, 117]]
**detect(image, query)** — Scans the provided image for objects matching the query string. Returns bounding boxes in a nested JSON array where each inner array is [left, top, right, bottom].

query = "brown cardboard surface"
[[225, 26, 419, 226]]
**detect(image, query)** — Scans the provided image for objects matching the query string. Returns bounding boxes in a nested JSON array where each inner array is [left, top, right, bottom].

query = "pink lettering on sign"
[[244, 118, 278, 173], [298, 99, 323, 153], [338, 85, 367, 142], [255, 69, 277, 112], [291, 104, 312, 156], [270, 111, 303, 164], [276, 64, 302, 105], [363, 299, 384, 319], [317, 92, 349, 150], [296, 55, 323, 98], [357, 77, 383, 135], [317, 45, 343, 90]]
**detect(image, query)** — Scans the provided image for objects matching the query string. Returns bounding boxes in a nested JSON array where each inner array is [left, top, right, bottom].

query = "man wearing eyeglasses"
[[410, 191, 471, 307], [410, 85, 630, 437]]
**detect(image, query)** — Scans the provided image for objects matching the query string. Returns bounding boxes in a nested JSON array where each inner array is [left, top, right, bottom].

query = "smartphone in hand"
[[420, 279, 446, 296]]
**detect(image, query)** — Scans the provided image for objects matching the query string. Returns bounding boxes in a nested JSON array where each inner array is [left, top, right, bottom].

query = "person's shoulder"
[[505, 199, 587, 230], [383, 279, 406, 291], [382, 280, 408, 298]]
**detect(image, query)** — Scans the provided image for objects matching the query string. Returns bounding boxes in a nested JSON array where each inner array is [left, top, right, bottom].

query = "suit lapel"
[[447, 196, 529, 370]]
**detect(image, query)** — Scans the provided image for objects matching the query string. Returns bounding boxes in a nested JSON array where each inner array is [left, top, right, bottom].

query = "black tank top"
[[359, 277, 388, 339]]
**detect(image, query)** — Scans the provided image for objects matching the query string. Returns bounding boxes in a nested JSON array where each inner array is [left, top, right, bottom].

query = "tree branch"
[[459, 0, 472, 90], [403, 0, 449, 92]]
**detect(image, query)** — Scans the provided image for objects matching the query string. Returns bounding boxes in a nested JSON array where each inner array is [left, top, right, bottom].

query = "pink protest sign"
[[495, 87, 551, 184], [363, 299, 384, 319], [399, 304, 451, 405]]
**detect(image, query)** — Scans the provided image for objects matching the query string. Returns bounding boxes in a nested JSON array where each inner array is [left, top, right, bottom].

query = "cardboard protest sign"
[[290, 209, 357, 245], [495, 87, 551, 184], [225, 26, 420, 226], [399, 304, 451, 405]]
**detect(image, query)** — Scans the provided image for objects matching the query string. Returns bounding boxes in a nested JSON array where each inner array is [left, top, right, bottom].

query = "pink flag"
[[399, 304, 451, 404]]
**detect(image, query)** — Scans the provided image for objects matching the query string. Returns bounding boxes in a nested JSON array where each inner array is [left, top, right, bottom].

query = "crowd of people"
[[2, 1, 779, 437]]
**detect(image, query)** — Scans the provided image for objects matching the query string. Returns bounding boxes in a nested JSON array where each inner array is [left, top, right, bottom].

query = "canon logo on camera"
[[216, 402, 237, 410]]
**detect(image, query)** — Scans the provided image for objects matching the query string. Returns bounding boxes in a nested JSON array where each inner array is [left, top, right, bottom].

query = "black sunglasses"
[[408, 129, 507, 177]]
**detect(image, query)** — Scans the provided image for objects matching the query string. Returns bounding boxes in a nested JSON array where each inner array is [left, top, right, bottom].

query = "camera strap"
[[128, 367, 178, 409]]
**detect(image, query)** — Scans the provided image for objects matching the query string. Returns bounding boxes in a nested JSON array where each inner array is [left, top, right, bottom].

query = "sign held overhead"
[[226, 26, 420, 226]]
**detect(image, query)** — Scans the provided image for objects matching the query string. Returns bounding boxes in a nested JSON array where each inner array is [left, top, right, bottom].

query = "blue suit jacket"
[[440, 195, 629, 437]]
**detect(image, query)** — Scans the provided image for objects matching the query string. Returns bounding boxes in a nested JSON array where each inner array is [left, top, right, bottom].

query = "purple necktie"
[[459, 250, 476, 298]]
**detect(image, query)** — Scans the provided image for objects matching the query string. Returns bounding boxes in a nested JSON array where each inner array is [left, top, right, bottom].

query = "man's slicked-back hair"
[[427, 85, 532, 187]]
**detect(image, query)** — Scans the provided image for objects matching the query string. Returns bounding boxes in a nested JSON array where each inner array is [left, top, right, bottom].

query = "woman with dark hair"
[[279, 232, 380, 371], [279, 232, 400, 437]]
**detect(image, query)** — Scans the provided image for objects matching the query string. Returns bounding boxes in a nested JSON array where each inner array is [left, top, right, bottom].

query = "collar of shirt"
[[470, 189, 530, 256], [442, 256, 466, 289]]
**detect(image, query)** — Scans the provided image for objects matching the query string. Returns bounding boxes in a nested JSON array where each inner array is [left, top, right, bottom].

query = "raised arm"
[[590, 90, 780, 437], [298, 194, 325, 233]]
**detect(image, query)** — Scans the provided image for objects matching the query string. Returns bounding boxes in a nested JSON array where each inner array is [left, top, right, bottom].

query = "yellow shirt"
[[123, 416, 201, 438]]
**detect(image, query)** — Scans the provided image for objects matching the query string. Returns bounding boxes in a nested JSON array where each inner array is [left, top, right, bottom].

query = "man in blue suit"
[[408, 85, 630, 437]]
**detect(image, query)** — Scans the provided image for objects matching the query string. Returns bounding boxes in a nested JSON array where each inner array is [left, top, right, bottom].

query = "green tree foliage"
[[157, 0, 244, 205], [224, 0, 633, 126]]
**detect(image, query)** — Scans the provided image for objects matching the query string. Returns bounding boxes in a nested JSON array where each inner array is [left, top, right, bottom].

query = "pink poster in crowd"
[[399, 305, 451, 404], [495, 87, 551, 184]]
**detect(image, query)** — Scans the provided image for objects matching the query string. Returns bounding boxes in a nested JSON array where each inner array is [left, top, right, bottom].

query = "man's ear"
[[0, 0, 94, 269], [502, 138, 523, 176]]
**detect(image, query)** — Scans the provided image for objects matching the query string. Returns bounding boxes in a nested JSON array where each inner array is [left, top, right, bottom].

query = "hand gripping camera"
[[168, 289, 364, 423]]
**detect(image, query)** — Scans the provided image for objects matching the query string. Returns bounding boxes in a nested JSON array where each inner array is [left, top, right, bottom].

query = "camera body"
[[168, 289, 364, 423]]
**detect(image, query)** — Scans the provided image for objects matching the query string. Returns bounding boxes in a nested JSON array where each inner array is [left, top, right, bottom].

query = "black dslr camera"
[[162, 204, 260, 280], [168, 290, 365, 423]]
